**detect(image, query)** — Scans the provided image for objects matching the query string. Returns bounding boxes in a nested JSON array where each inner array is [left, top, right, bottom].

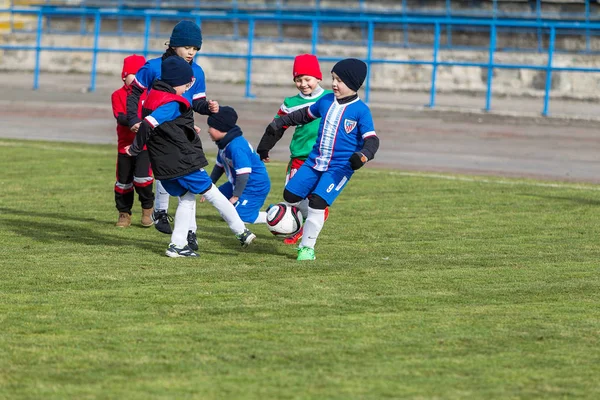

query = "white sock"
[[188, 197, 197, 232], [300, 207, 326, 249], [253, 211, 267, 224], [154, 180, 170, 211], [297, 198, 309, 221], [171, 191, 196, 247], [202, 184, 246, 235]]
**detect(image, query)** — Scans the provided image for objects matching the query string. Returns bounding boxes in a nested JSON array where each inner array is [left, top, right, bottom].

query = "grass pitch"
[[0, 139, 599, 399]]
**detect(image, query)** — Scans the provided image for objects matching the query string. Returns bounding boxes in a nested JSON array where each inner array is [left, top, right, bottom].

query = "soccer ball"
[[266, 203, 303, 237]]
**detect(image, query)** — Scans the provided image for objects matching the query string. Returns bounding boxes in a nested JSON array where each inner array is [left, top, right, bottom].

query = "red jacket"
[[111, 85, 147, 153]]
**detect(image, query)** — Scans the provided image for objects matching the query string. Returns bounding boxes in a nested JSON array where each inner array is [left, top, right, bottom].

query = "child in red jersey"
[[111, 54, 154, 228]]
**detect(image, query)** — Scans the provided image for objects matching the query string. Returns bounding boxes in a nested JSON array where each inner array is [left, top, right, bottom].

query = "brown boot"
[[141, 207, 154, 227], [116, 212, 131, 228]]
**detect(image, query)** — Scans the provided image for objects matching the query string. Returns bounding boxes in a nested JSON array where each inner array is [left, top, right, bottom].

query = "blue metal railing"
[[2, 7, 600, 116], [9, 0, 600, 20]]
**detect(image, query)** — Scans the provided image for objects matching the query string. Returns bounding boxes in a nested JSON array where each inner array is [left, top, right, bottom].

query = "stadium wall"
[[2, 20, 600, 100]]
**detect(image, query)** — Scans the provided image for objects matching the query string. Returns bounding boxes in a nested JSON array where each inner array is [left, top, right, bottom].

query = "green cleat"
[[297, 246, 316, 261]]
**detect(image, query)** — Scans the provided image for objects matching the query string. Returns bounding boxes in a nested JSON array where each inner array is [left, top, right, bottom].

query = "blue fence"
[[10, 0, 600, 20], [2, 7, 600, 116]]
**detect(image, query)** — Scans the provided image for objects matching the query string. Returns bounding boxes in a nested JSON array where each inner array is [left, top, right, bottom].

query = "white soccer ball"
[[266, 203, 303, 237]]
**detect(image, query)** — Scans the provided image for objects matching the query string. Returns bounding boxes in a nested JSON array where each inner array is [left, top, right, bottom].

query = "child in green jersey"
[[257, 54, 331, 245]]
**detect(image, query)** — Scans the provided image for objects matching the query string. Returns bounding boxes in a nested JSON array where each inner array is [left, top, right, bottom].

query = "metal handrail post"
[[542, 26, 555, 116], [484, 23, 497, 111], [428, 22, 440, 108], [244, 18, 255, 98], [89, 11, 101, 92], [365, 20, 374, 104], [33, 10, 44, 90]]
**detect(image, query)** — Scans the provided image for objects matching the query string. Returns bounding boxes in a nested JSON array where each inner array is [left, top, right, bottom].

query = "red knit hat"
[[121, 54, 146, 80], [292, 54, 322, 80]]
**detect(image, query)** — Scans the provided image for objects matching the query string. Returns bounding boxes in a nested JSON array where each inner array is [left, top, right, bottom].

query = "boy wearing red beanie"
[[257, 54, 331, 245], [111, 54, 154, 228]]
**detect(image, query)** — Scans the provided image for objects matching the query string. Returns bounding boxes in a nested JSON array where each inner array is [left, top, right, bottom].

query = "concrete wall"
[[2, 18, 600, 100]]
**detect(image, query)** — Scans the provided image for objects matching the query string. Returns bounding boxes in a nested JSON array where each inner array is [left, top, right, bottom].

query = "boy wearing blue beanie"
[[262, 58, 380, 261], [207, 106, 271, 225], [126, 57, 256, 258], [126, 20, 218, 243]]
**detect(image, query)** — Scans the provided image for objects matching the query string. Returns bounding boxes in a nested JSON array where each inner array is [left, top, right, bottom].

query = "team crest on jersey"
[[344, 119, 357, 134]]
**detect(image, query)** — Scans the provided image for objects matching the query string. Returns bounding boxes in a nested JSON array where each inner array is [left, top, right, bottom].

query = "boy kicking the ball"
[[206, 106, 271, 224], [126, 56, 255, 257], [262, 58, 380, 261]]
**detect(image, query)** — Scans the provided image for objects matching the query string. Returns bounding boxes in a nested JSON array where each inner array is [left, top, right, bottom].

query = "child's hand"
[[208, 100, 219, 114], [131, 122, 141, 133], [200, 196, 206, 203], [124, 145, 132, 156], [194, 125, 201, 135], [229, 196, 239, 205], [258, 149, 270, 162], [349, 152, 367, 170]]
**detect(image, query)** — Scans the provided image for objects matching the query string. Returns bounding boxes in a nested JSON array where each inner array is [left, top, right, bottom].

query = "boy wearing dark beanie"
[[127, 57, 256, 257], [257, 54, 332, 245], [206, 106, 271, 225], [126, 19, 219, 237], [262, 58, 380, 261]]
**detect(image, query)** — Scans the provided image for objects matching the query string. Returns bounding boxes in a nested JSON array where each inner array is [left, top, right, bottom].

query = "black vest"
[[142, 81, 208, 180]]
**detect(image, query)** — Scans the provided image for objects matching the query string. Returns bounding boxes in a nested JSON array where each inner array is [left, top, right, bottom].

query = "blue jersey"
[[307, 93, 377, 171], [216, 136, 270, 194], [133, 57, 207, 104], [144, 102, 183, 128]]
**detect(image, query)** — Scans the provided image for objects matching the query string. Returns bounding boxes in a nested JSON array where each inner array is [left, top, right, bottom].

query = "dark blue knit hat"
[[207, 106, 238, 133], [169, 20, 202, 49], [161, 56, 194, 88], [331, 58, 367, 92]]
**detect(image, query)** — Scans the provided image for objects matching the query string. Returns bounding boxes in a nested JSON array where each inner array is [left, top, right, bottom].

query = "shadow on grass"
[[519, 193, 600, 206], [0, 206, 294, 259]]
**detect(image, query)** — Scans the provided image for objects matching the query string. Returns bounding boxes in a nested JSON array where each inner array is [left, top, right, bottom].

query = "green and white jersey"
[[274, 86, 332, 160]]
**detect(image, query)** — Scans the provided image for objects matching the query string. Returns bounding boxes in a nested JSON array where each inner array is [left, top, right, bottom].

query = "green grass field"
[[1, 139, 599, 399]]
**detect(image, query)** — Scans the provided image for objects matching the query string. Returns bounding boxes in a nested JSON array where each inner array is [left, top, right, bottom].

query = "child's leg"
[[115, 153, 135, 227], [133, 150, 155, 227], [154, 180, 170, 211], [201, 183, 246, 235], [299, 195, 327, 250], [171, 191, 196, 247]]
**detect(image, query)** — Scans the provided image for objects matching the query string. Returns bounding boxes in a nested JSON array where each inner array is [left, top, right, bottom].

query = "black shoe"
[[236, 229, 256, 248], [152, 210, 173, 234], [187, 230, 198, 251], [165, 243, 199, 258]]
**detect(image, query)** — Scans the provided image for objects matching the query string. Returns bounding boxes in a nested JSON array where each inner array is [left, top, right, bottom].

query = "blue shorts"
[[218, 181, 269, 224], [160, 169, 212, 197], [285, 163, 354, 206]]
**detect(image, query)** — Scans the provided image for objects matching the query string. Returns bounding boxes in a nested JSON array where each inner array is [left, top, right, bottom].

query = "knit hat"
[[161, 56, 194, 88], [331, 58, 367, 92], [121, 54, 146, 80], [293, 54, 322, 80], [207, 106, 238, 133], [169, 20, 202, 49]]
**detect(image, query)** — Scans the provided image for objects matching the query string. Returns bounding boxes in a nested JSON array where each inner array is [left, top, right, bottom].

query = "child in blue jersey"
[[126, 20, 219, 242], [263, 58, 380, 261], [126, 57, 255, 258], [206, 106, 271, 224]]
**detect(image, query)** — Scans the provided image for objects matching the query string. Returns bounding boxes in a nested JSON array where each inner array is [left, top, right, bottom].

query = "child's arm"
[[111, 90, 129, 126], [210, 165, 224, 184], [349, 109, 380, 170], [126, 83, 145, 130], [127, 102, 181, 156], [127, 121, 152, 157], [258, 107, 316, 161]]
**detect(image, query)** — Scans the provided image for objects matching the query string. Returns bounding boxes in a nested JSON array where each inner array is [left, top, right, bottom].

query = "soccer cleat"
[[283, 228, 303, 245], [187, 230, 198, 251], [152, 209, 173, 234], [115, 212, 131, 228], [236, 229, 256, 248], [297, 246, 316, 261], [141, 207, 154, 227], [165, 243, 199, 258]]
